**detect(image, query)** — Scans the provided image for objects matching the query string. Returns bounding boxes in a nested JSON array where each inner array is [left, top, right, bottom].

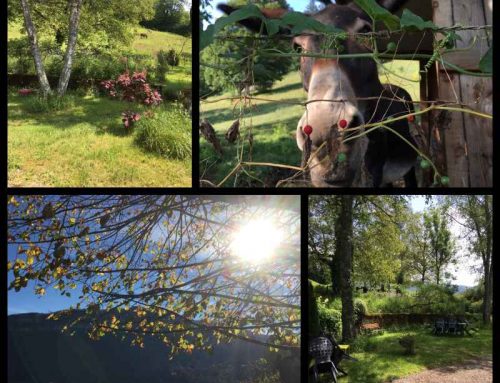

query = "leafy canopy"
[[7, 195, 300, 356]]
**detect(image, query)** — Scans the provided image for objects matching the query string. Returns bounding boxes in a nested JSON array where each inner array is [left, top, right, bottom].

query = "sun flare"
[[230, 218, 284, 264]]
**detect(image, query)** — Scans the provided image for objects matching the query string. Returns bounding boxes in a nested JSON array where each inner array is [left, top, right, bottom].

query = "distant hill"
[[8, 312, 299, 383]]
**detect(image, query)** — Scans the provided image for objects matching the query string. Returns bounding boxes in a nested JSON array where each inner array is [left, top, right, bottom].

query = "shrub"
[[415, 283, 467, 315], [18, 88, 35, 96], [155, 50, 170, 81], [354, 298, 368, 319], [121, 111, 141, 130], [23, 94, 75, 113], [101, 70, 162, 106], [317, 298, 342, 337], [134, 105, 191, 160], [398, 334, 416, 355], [165, 49, 180, 67]]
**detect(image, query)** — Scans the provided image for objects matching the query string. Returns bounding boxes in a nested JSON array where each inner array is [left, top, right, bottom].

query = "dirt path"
[[392, 357, 492, 383]]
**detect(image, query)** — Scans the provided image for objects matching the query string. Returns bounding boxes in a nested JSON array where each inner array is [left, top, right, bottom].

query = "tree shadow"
[[8, 93, 178, 138]]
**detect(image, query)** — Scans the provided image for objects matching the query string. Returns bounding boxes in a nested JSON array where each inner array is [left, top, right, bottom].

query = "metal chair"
[[309, 336, 339, 383], [433, 319, 445, 335], [447, 318, 458, 335]]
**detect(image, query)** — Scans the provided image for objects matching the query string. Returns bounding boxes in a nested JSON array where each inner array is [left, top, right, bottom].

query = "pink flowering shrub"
[[18, 88, 34, 96], [121, 111, 141, 130], [100, 70, 162, 106]]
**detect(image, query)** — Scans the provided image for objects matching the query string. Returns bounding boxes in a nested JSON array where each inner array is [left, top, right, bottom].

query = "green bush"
[[134, 105, 191, 160], [156, 50, 170, 81], [398, 333, 416, 355], [23, 94, 76, 113], [354, 298, 367, 319], [317, 298, 342, 337], [415, 283, 467, 315]]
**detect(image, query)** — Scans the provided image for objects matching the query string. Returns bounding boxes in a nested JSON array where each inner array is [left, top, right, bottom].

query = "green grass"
[[8, 92, 191, 187], [200, 61, 420, 187], [132, 27, 191, 93], [8, 22, 192, 187], [334, 326, 492, 383]]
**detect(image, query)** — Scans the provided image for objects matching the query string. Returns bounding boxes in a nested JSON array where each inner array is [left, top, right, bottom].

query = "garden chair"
[[447, 318, 458, 335], [433, 319, 445, 335], [309, 336, 339, 383]]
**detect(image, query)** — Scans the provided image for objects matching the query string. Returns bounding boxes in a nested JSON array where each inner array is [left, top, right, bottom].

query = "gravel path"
[[392, 357, 492, 383]]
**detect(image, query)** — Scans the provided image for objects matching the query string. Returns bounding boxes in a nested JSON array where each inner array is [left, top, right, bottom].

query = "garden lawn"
[[8, 93, 191, 187], [337, 327, 492, 383], [200, 60, 419, 187]]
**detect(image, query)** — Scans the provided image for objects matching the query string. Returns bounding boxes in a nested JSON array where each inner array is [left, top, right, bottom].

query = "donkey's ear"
[[376, 0, 410, 13], [217, 4, 289, 34]]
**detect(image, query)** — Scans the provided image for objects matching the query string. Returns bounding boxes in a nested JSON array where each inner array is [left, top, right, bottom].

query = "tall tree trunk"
[[435, 255, 440, 285], [20, 0, 51, 96], [481, 196, 492, 325], [57, 0, 83, 96], [483, 267, 492, 324], [336, 196, 355, 343]]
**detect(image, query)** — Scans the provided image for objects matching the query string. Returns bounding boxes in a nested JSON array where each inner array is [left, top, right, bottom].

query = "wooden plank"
[[437, 72, 469, 186], [451, 0, 489, 70], [483, 0, 492, 26], [441, 50, 489, 71], [432, 0, 467, 186], [432, 0, 454, 28], [459, 76, 493, 186]]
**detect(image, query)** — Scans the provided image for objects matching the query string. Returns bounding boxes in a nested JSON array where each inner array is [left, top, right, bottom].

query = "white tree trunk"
[[57, 0, 83, 96], [20, 0, 52, 96]]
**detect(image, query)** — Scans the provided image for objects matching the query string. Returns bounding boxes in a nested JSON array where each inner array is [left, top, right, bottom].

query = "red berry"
[[338, 119, 348, 129], [407, 115, 415, 122], [303, 125, 313, 135]]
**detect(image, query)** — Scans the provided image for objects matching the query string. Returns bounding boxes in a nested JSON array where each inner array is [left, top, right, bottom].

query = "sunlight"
[[230, 218, 285, 264]]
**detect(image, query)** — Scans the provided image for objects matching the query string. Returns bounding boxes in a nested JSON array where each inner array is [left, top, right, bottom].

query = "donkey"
[[218, 0, 418, 187]]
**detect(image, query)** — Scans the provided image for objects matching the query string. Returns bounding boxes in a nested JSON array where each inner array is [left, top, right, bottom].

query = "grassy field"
[[8, 24, 191, 187], [333, 326, 492, 383], [132, 27, 192, 94], [200, 60, 419, 187], [8, 93, 191, 187]]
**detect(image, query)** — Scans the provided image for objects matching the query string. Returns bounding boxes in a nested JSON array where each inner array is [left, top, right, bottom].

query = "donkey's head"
[[218, 0, 410, 187]]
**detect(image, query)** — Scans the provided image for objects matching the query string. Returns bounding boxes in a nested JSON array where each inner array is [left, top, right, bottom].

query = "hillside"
[[8, 312, 299, 383]]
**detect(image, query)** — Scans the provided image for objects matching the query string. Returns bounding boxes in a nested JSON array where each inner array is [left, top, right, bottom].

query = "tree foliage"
[[201, 0, 293, 94], [423, 207, 456, 285], [141, 0, 191, 36], [7, 195, 300, 355], [443, 195, 493, 324]]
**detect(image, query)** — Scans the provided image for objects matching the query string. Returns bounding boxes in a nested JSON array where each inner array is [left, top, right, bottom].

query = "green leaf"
[[281, 12, 345, 36], [354, 0, 400, 31], [400, 9, 439, 31], [200, 4, 264, 51], [264, 19, 282, 36], [479, 47, 492, 73]]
